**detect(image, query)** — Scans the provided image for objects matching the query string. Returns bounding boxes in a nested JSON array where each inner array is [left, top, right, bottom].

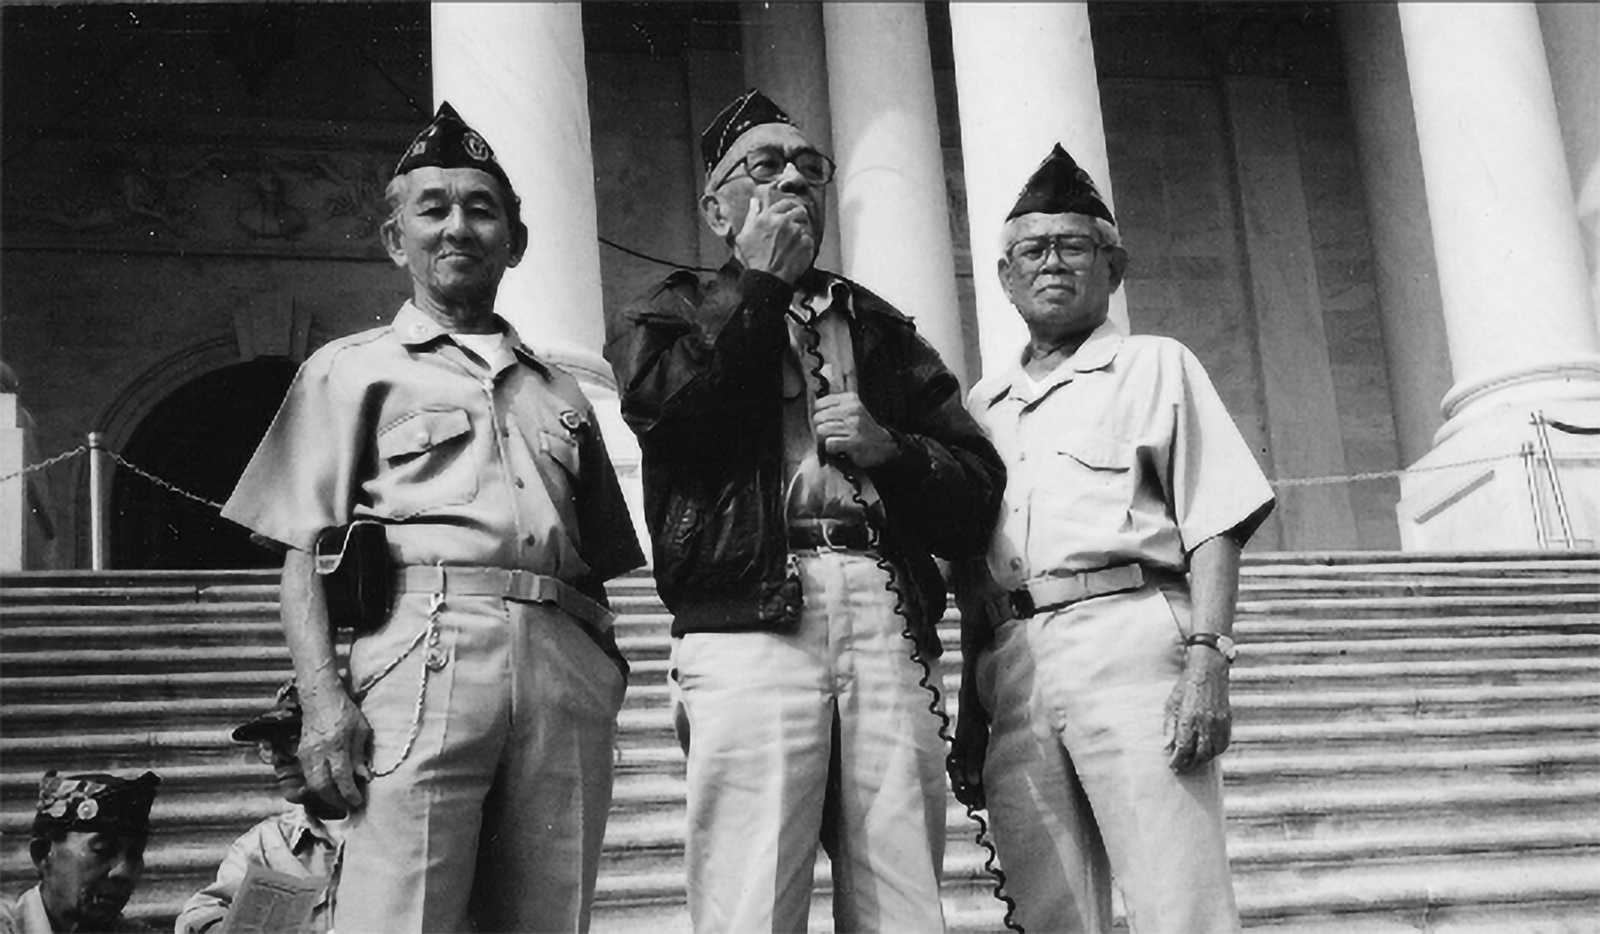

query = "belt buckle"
[[1007, 589, 1036, 620]]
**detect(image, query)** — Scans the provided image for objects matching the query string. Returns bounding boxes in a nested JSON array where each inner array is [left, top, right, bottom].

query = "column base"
[[1398, 399, 1600, 550]]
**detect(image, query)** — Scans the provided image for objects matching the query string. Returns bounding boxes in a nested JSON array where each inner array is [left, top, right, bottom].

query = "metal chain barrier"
[[102, 449, 227, 511], [0, 440, 1536, 500], [1268, 452, 1520, 488], [0, 444, 87, 485]]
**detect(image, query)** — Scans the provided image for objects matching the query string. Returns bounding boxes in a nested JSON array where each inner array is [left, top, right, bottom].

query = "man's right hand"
[[948, 702, 989, 810], [734, 192, 814, 284], [297, 686, 372, 816]]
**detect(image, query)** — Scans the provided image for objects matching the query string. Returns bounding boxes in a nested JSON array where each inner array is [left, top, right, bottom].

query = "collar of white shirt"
[[391, 301, 549, 375], [981, 318, 1124, 409]]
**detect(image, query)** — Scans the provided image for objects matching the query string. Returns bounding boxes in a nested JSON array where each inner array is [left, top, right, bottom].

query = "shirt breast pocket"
[[539, 429, 582, 480], [369, 407, 480, 519], [1042, 431, 1136, 523]]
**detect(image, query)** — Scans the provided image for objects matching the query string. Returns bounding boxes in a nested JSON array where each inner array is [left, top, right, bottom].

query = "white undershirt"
[[452, 331, 515, 373]]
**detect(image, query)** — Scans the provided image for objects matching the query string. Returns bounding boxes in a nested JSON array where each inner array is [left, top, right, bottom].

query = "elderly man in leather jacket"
[[606, 89, 1004, 933]]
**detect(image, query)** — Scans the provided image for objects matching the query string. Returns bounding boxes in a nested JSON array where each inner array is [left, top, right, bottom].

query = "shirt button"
[[524, 534, 536, 546], [501, 427, 511, 438], [414, 431, 429, 447], [514, 478, 525, 489]]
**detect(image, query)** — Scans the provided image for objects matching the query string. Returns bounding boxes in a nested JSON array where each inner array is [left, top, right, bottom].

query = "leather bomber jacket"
[[605, 261, 1006, 656]]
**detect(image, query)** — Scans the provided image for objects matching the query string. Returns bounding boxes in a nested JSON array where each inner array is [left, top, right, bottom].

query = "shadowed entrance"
[[112, 358, 297, 569]]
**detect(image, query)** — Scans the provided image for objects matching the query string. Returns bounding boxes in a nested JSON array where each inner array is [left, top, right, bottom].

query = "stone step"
[[6, 670, 1597, 742], [9, 704, 1591, 781], [8, 628, 1594, 680], [1230, 611, 1600, 640]]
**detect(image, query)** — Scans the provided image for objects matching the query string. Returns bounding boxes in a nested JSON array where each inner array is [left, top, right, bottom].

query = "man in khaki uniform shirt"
[[223, 103, 642, 933], [950, 145, 1274, 934]]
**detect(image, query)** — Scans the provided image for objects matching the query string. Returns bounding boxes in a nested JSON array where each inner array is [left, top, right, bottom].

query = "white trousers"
[[333, 592, 625, 934], [673, 551, 949, 933], [977, 584, 1241, 934]]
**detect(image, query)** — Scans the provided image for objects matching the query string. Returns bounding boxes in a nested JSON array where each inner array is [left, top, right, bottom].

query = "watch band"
[[1184, 631, 1237, 663]]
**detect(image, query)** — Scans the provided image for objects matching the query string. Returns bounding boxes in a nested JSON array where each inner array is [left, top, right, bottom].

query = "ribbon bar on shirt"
[[396, 565, 615, 635], [993, 563, 1151, 623]]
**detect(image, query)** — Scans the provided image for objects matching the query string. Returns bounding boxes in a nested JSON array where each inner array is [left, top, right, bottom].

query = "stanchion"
[[88, 431, 109, 570]]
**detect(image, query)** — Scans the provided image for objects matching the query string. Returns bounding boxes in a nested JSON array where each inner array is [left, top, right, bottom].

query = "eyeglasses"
[[1006, 235, 1105, 269], [713, 146, 836, 189]]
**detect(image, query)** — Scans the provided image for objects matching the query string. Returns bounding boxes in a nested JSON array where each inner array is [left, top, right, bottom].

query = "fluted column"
[[431, 3, 610, 391], [1338, 3, 1452, 466], [742, 1, 842, 272], [1395, 3, 1600, 549], [821, 3, 968, 384], [1538, 3, 1600, 329], [948, 2, 1126, 379], [432, 4, 646, 547]]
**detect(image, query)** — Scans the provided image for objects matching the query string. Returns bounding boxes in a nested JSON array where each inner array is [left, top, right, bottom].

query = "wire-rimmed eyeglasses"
[[712, 146, 836, 190], [1006, 235, 1106, 269]]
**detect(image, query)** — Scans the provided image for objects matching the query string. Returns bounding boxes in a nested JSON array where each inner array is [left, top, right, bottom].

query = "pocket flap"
[[540, 429, 581, 476], [1058, 432, 1131, 471], [378, 408, 472, 461]]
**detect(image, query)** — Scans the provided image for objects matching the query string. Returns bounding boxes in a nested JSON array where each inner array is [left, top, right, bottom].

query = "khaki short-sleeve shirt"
[[968, 321, 1274, 590], [222, 302, 642, 581]]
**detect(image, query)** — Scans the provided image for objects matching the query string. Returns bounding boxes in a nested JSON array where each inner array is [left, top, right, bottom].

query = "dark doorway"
[[112, 359, 297, 569]]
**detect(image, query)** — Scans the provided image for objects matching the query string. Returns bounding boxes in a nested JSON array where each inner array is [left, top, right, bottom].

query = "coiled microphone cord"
[[795, 312, 1023, 933]]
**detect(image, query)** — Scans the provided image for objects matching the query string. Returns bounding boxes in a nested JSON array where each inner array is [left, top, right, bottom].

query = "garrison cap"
[[231, 680, 302, 744], [394, 101, 514, 194], [700, 89, 795, 171], [33, 771, 159, 837], [1007, 143, 1115, 225]]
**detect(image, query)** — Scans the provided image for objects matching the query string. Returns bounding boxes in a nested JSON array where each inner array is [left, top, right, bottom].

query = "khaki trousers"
[[333, 591, 625, 933], [673, 551, 949, 933], [977, 584, 1241, 934]]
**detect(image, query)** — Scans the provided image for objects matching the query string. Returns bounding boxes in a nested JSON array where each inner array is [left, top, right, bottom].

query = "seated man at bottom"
[[1, 770, 161, 934], [176, 683, 343, 934]]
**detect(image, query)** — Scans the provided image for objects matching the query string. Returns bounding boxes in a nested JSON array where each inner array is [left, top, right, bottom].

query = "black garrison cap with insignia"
[[701, 89, 795, 171], [394, 101, 514, 193], [33, 771, 160, 837], [231, 680, 302, 745], [1007, 143, 1115, 225]]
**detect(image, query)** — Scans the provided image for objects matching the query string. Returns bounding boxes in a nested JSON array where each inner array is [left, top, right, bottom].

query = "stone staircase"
[[2, 553, 1598, 932]]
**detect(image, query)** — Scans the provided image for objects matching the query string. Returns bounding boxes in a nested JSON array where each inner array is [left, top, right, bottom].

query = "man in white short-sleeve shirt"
[[949, 144, 1275, 934]]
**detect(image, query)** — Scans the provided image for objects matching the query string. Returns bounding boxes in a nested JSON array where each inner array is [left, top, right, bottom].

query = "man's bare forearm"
[[279, 549, 345, 700], [1187, 532, 1241, 639]]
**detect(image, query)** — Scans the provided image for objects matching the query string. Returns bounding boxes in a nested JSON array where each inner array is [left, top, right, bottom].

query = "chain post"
[[88, 431, 109, 570]]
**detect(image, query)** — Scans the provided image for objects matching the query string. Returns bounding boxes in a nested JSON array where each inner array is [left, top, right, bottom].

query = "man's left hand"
[[1163, 647, 1232, 772], [812, 392, 898, 468]]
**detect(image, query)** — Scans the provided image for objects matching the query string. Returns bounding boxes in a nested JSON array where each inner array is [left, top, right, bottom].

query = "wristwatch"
[[1185, 631, 1238, 663]]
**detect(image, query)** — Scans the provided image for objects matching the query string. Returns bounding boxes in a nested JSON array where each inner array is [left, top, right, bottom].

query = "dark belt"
[[787, 518, 873, 552], [990, 563, 1172, 624]]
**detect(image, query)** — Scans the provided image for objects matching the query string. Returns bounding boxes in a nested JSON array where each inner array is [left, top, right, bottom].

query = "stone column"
[[821, 3, 968, 384], [1337, 3, 1453, 467], [742, 1, 842, 272], [1395, 3, 1600, 549], [432, 3, 646, 547], [431, 3, 608, 389], [1538, 3, 1600, 329], [948, 2, 1127, 379]]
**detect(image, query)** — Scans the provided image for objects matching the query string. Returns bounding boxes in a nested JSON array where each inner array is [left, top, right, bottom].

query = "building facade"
[[2, 2, 1597, 570]]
